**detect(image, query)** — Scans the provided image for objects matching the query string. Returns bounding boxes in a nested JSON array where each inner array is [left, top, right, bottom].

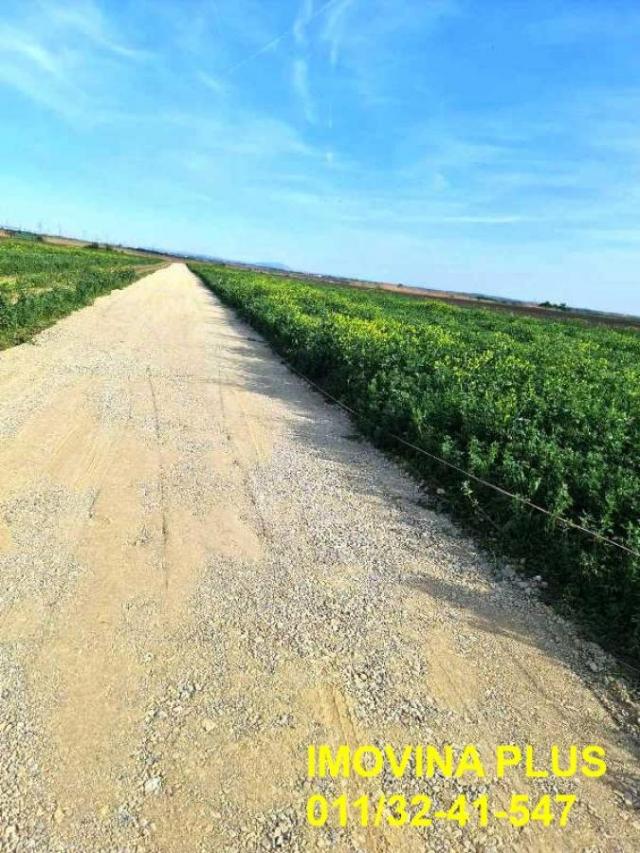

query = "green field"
[[192, 262, 640, 662], [0, 237, 159, 349]]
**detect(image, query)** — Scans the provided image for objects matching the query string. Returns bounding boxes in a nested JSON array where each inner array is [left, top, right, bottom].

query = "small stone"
[[202, 718, 216, 733], [53, 806, 65, 825], [4, 826, 18, 842], [144, 776, 163, 795], [117, 805, 134, 826]]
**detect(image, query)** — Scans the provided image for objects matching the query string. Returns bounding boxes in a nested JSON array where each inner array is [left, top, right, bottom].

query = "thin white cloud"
[[292, 58, 316, 123], [321, 0, 356, 66], [198, 72, 228, 97], [38, 0, 151, 60], [291, 1, 326, 125], [0, 26, 64, 77], [161, 110, 319, 163], [223, 0, 346, 76], [222, 31, 289, 75], [0, 59, 79, 119], [0, 19, 83, 117], [294, 0, 315, 46], [321, 0, 458, 104], [228, 115, 317, 158], [0, 0, 150, 120]]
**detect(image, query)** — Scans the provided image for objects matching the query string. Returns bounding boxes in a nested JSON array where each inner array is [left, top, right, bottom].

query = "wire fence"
[[284, 361, 640, 560]]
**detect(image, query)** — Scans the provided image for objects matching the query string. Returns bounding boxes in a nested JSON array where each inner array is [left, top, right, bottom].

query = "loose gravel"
[[0, 264, 638, 852]]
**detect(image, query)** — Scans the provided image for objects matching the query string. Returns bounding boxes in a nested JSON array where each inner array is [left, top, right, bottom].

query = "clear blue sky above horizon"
[[1, 0, 639, 314]]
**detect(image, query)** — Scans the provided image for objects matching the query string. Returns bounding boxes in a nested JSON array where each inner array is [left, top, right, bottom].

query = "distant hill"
[[2, 225, 638, 329], [252, 262, 291, 271]]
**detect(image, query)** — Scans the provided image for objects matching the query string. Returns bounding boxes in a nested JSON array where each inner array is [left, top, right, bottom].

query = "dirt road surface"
[[0, 263, 638, 852]]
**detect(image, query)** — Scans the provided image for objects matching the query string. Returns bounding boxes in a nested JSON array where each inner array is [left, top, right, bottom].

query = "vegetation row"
[[0, 238, 157, 349], [192, 263, 640, 663]]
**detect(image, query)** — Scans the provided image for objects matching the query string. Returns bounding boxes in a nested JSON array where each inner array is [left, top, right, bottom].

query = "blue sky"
[[1, 0, 640, 314]]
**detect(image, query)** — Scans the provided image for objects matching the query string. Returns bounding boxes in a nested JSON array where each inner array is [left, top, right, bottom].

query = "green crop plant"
[[191, 262, 640, 663], [0, 237, 158, 349]]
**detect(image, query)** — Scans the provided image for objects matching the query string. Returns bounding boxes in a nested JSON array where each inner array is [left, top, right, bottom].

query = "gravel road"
[[0, 263, 638, 852]]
